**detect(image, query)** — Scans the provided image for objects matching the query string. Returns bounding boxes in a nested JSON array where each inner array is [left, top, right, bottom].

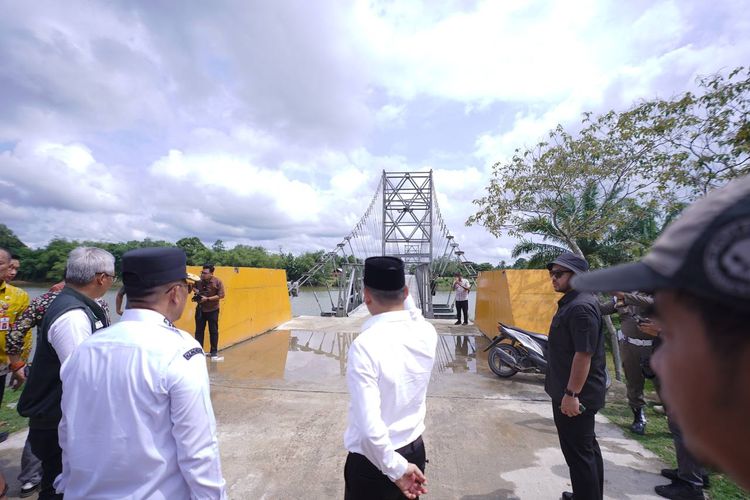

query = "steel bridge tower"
[[381, 170, 435, 317]]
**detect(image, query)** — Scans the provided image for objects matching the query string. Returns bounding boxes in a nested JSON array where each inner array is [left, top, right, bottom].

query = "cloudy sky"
[[1, 0, 748, 264]]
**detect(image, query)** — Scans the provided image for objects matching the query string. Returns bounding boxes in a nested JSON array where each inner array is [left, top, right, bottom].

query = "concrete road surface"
[[0, 317, 667, 499]]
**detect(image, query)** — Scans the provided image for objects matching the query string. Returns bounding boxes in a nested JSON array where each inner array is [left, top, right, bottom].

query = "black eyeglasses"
[[549, 270, 573, 279], [97, 272, 118, 283], [165, 282, 193, 294]]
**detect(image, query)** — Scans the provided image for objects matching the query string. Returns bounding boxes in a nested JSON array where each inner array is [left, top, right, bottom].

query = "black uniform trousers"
[[455, 300, 469, 323], [28, 427, 63, 500], [552, 404, 603, 500], [344, 436, 426, 500], [195, 308, 220, 355]]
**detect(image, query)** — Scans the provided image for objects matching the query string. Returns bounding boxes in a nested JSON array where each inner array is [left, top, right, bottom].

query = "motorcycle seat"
[[499, 322, 549, 343]]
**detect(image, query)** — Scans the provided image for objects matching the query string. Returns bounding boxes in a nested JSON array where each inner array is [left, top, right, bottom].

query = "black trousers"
[[344, 437, 426, 500], [28, 427, 63, 500], [195, 308, 220, 355], [455, 300, 469, 323], [668, 411, 706, 487], [552, 404, 603, 500]]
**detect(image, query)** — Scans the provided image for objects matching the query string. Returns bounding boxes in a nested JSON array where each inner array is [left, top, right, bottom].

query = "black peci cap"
[[364, 256, 405, 291], [122, 247, 188, 295]]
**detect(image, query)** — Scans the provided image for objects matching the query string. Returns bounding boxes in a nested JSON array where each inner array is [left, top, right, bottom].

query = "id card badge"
[[94, 320, 104, 330], [0, 316, 9, 331]]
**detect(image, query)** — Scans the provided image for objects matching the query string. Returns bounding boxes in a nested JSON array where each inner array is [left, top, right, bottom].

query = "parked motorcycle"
[[485, 322, 612, 389], [484, 322, 548, 378]]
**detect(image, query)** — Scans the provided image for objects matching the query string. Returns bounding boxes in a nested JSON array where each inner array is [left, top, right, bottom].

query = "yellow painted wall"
[[474, 269, 560, 338], [174, 266, 292, 351]]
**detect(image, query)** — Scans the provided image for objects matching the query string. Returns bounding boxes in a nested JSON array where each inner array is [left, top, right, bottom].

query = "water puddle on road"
[[209, 330, 484, 382]]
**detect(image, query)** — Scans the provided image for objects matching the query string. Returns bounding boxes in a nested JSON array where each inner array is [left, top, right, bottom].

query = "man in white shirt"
[[17, 247, 114, 500], [453, 272, 471, 325], [344, 256, 438, 500], [56, 247, 226, 499]]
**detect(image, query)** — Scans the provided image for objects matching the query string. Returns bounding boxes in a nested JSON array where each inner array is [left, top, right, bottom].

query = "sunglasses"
[[549, 270, 573, 279]]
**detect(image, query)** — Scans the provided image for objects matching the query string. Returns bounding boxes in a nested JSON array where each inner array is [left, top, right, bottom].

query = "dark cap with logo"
[[572, 175, 750, 311], [547, 252, 590, 275], [364, 256, 405, 291], [122, 247, 189, 296]]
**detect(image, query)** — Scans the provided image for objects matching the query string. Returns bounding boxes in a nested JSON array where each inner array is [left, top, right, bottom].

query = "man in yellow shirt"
[[0, 247, 29, 390], [0, 247, 30, 497]]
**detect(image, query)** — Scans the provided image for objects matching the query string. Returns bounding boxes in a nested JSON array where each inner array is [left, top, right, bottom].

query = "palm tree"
[[511, 182, 672, 269]]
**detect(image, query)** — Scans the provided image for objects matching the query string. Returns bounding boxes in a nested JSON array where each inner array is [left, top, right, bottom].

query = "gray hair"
[[65, 247, 115, 285]]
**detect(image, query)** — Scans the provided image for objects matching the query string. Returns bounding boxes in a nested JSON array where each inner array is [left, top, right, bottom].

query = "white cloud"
[[1, 0, 748, 268]]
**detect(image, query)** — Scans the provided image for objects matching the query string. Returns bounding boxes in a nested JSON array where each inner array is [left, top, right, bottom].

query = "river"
[[20, 285, 476, 321]]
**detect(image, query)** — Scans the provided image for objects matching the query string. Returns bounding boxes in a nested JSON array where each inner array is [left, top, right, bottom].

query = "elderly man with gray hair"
[[17, 247, 115, 500]]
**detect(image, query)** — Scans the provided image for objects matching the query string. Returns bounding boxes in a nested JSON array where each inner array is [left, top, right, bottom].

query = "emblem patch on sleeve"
[[183, 347, 203, 360]]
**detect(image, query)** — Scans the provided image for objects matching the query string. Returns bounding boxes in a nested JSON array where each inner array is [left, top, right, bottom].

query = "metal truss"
[[381, 170, 433, 265]]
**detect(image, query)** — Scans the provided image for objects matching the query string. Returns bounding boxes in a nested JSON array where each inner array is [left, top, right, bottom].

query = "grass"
[[0, 388, 30, 435], [601, 353, 748, 500]]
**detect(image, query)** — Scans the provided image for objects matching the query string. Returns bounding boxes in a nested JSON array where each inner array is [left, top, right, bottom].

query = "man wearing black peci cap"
[[56, 247, 226, 499], [572, 175, 750, 495], [546, 252, 607, 500], [344, 256, 438, 500]]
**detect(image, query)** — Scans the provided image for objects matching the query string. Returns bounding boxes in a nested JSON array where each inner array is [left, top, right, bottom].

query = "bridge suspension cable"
[[290, 170, 477, 318]]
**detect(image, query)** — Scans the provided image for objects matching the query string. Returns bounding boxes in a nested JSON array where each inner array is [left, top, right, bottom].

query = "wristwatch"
[[564, 388, 579, 398]]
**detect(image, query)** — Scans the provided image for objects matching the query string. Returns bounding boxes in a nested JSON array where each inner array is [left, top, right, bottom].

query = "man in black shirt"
[[572, 176, 750, 497], [546, 252, 607, 500]]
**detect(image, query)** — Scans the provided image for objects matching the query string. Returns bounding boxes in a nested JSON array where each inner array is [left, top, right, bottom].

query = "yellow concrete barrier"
[[174, 266, 292, 351], [474, 269, 560, 338]]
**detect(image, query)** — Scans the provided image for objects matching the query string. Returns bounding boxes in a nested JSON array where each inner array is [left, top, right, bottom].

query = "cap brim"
[[571, 262, 671, 294], [186, 272, 200, 283]]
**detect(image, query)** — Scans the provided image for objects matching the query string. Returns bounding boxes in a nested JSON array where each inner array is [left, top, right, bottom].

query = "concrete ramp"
[[204, 328, 666, 499]]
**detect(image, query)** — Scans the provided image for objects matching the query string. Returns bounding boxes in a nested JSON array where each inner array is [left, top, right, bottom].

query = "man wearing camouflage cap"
[[573, 175, 750, 493]]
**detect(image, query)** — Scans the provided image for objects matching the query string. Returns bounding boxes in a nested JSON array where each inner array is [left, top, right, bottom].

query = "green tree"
[[468, 66, 749, 251], [628, 66, 750, 197], [176, 237, 210, 265], [0, 224, 27, 253], [509, 183, 670, 268]]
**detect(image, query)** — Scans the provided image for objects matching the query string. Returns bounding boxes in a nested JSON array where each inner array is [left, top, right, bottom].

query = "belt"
[[625, 337, 653, 347], [396, 436, 423, 455]]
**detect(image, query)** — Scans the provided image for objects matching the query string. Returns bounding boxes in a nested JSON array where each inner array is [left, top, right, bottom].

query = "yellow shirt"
[[0, 281, 30, 368]]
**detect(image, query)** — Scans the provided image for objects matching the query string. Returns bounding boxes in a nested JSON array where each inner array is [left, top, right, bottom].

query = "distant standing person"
[[344, 256, 437, 499], [195, 264, 225, 359], [453, 272, 471, 325], [56, 247, 226, 498], [546, 252, 607, 500]]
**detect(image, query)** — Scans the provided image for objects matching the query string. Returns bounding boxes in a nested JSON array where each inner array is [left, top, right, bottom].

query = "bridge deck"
[[278, 313, 482, 336]]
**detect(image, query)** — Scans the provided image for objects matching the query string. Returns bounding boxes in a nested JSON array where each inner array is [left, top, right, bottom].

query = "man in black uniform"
[[546, 252, 607, 500], [569, 178, 750, 496]]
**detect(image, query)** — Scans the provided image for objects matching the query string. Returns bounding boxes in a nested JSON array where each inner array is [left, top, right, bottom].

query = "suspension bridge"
[[288, 170, 477, 318]]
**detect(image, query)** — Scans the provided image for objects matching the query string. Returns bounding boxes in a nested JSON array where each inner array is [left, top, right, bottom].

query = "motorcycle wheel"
[[488, 344, 519, 378]]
